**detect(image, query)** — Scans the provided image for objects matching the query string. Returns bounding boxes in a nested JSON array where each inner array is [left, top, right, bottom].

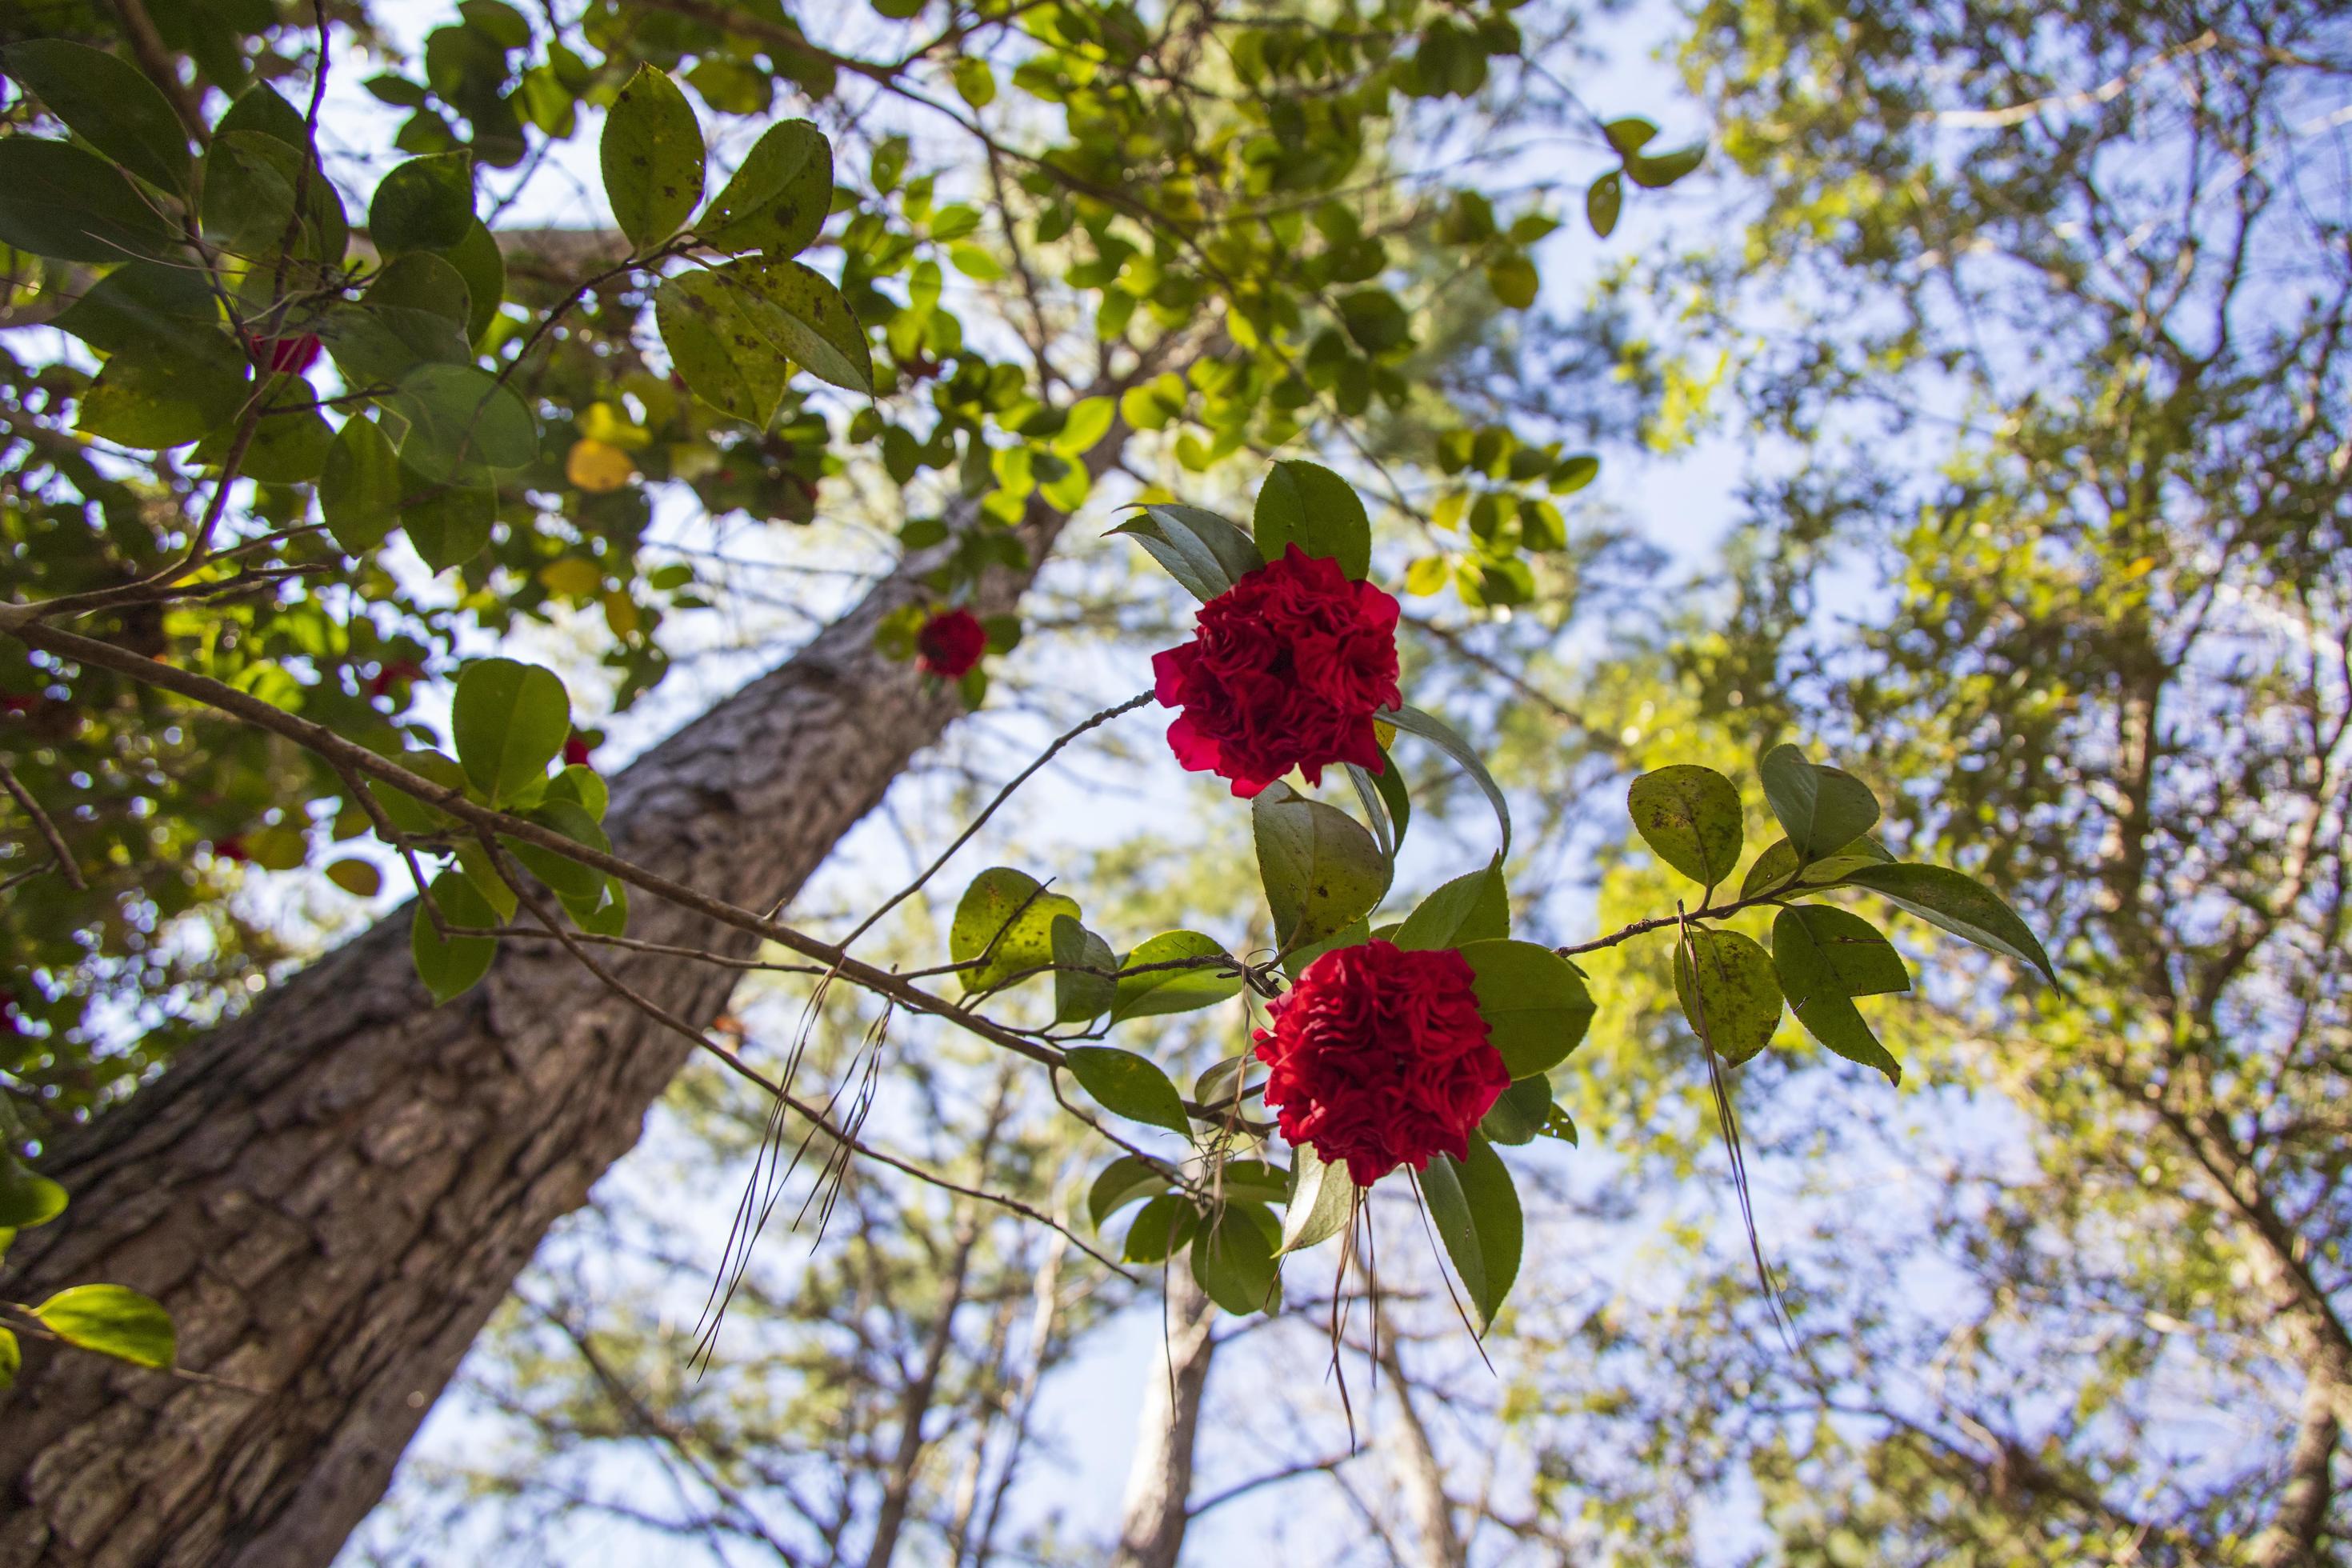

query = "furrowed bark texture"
[[0, 502, 1077, 1566], [1109, 1266, 1218, 1568]]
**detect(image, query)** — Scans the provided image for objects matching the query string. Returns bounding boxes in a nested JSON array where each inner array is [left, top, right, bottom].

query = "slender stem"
[[837, 690, 1154, 944]]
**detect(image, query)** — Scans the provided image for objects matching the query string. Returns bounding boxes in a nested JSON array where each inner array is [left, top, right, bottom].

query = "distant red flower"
[[562, 734, 593, 768], [213, 836, 250, 865], [1152, 546, 1402, 798], [917, 609, 988, 679], [250, 333, 321, 374], [0, 694, 39, 715], [1253, 940, 1509, 1186], [367, 658, 426, 698]]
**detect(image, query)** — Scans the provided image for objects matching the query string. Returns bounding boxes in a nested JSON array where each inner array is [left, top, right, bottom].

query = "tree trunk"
[[0, 484, 1090, 1566], [1109, 1266, 1218, 1568], [1378, 1341, 1465, 1568]]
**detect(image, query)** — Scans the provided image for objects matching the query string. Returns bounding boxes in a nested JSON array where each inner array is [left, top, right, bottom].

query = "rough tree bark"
[[0, 465, 1105, 1566], [1109, 1266, 1218, 1568]]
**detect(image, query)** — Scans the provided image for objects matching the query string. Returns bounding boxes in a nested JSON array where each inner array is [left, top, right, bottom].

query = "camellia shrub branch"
[[2, 454, 2056, 1379]]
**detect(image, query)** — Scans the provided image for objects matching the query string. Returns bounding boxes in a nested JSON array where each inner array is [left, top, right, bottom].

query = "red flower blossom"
[[1151, 546, 1402, 798], [213, 836, 250, 865], [562, 734, 594, 768], [250, 333, 321, 374], [917, 609, 988, 679], [367, 658, 427, 698], [1253, 940, 1510, 1186]]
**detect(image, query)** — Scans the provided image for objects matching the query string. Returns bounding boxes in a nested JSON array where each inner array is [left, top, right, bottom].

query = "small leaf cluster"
[[1631, 746, 2058, 1083]]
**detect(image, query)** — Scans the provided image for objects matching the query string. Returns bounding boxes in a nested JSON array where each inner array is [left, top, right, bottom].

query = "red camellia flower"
[[367, 658, 427, 698], [213, 836, 251, 865], [563, 734, 594, 768], [1151, 546, 1402, 798], [916, 608, 988, 679], [1253, 939, 1510, 1186], [250, 333, 322, 374]]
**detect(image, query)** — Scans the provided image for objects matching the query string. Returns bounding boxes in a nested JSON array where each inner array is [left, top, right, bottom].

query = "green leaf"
[[30, 1284, 174, 1370], [950, 866, 1081, 996], [1486, 253, 1538, 308], [696, 120, 830, 256], [321, 415, 403, 553], [1458, 938, 1594, 1078], [1050, 915, 1118, 1025], [654, 270, 787, 426], [725, 258, 873, 394], [1253, 458, 1371, 580], [326, 858, 382, 898], [1394, 858, 1509, 950], [50, 260, 222, 359], [1110, 930, 1244, 1022], [1338, 287, 1410, 354], [1088, 1154, 1172, 1230], [74, 340, 249, 448], [200, 401, 331, 484], [3, 40, 191, 191], [1279, 1140, 1355, 1254], [1758, 744, 1881, 862], [451, 657, 570, 803], [1253, 782, 1391, 954], [367, 748, 467, 836], [368, 248, 471, 330], [1282, 915, 1370, 982], [1672, 928, 1783, 1065], [1190, 1203, 1281, 1314], [1628, 765, 1743, 890], [1626, 142, 1706, 189], [951, 55, 996, 107], [0, 1160, 67, 1228], [1773, 905, 1901, 1083], [367, 151, 474, 254], [1064, 1046, 1190, 1136], [399, 471, 495, 572], [386, 362, 536, 482], [547, 764, 608, 822], [1367, 747, 1411, 852], [0, 138, 180, 261], [1107, 503, 1263, 602], [1218, 1159, 1291, 1206], [215, 81, 310, 147], [1742, 833, 1895, 899], [1776, 904, 1910, 996], [198, 130, 297, 254], [438, 218, 506, 345], [0, 1326, 17, 1390], [1122, 1195, 1198, 1263], [1382, 705, 1511, 854], [1602, 117, 1659, 156], [412, 867, 502, 1002], [602, 65, 705, 252], [1586, 171, 1622, 238], [1842, 863, 2058, 986], [1478, 1073, 1552, 1146], [1419, 1134, 1520, 1330], [506, 798, 610, 901]]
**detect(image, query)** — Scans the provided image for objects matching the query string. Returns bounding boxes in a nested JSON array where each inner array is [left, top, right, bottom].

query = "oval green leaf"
[[1628, 765, 1743, 890], [1458, 938, 1594, 1078], [451, 657, 570, 803], [1253, 458, 1371, 580], [3, 40, 191, 191], [1252, 782, 1391, 954], [1063, 1046, 1190, 1136], [1671, 927, 1783, 1066], [31, 1283, 174, 1370], [602, 65, 705, 252]]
